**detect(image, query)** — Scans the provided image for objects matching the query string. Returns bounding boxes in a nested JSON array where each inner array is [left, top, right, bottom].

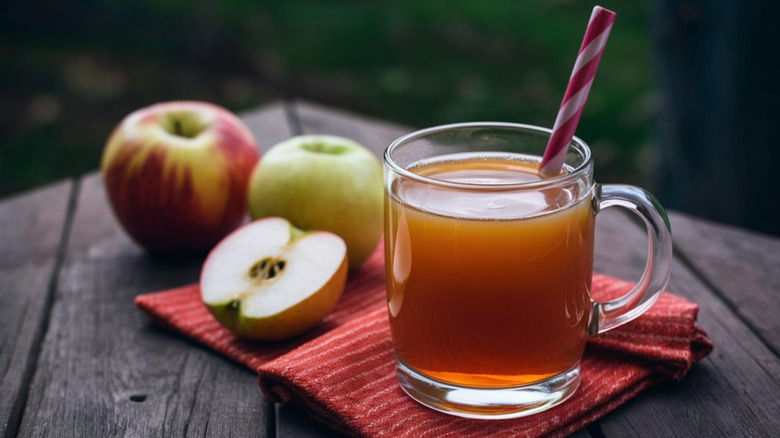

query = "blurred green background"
[[1, 0, 652, 199]]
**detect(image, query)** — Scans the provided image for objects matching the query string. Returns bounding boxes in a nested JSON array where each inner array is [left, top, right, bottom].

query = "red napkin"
[[135, 243, 712, 437]]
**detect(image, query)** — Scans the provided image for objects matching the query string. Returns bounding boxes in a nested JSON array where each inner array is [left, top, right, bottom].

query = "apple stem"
[[173, 119, 183, 136]]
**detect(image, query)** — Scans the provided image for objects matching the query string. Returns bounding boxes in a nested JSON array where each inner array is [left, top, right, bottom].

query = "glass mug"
[[383, 122, 672, 419]]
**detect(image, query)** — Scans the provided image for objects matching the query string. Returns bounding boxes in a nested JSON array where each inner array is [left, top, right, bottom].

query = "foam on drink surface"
[[396, 153, 579, 220]]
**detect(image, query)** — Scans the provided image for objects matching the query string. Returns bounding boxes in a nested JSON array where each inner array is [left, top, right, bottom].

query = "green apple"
[[247, 135, 383, 268], [200, 217, 347, 341]]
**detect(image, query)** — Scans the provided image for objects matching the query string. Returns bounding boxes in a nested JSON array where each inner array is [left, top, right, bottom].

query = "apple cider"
[[385, 154, 595, 388]]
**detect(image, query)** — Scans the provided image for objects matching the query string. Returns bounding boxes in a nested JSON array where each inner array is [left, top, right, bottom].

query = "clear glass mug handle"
[[588, 184, 673, 336]]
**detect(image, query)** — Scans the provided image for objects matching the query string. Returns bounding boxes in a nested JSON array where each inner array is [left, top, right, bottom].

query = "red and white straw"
[[539, 6, 616, 177]]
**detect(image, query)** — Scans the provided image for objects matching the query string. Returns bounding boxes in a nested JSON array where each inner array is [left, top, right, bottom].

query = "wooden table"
[[1, 101, 779, 438]]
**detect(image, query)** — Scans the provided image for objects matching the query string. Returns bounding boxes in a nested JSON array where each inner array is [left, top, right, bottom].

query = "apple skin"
[[101, 101, 259, 253], [201, 217, 348, 341], [247, 135, 383, 268]]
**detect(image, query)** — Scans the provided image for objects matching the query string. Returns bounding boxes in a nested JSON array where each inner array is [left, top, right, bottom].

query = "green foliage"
[[244, 0, 653, 182], [0, 0, 653, 197]]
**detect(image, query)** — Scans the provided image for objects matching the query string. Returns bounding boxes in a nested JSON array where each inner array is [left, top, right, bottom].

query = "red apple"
[[101, 101, 259, 253]]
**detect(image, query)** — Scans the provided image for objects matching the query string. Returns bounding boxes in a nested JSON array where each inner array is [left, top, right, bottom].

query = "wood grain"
[[242, 103, 297, 154], [592, 208, 780, 437], [669, 211, 780, 356], [275, 405, 343, 438], [0, 181, 74, 438], [15, 104, 291, 438], [294, 100, 411, 157]]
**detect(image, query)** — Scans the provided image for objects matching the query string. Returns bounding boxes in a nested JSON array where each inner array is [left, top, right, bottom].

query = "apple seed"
[[228, 258, 289, 311], [247, 257, 287, 283]]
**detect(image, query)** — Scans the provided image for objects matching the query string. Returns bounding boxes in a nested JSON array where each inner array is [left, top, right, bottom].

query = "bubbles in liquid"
[[396, 153, 577, 220]]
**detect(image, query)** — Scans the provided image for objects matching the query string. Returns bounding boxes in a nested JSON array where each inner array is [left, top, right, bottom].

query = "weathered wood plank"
[[592, 209, 780, 437], [276, 405, 343, 438], [668, 211, 780, 357], [0, 181, 74, 438], [242, 103, 297, 154], [294, 100, 411, 157], [16, 103, 291, 438]]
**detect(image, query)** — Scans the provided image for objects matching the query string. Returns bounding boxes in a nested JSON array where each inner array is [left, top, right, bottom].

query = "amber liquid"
[[385, 154, 595, 388]]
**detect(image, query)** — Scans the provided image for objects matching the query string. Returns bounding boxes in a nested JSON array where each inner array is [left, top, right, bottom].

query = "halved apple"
[[200, 217, 347, 341]]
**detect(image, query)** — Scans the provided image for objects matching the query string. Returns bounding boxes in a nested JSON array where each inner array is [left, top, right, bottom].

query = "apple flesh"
[[101, 101, 259, 253], [200, 217, 347, 341], [247, 135, 383, 268]]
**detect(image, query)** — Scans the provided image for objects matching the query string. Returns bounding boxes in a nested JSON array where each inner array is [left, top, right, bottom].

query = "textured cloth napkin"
[[135, 243, 712, 437]]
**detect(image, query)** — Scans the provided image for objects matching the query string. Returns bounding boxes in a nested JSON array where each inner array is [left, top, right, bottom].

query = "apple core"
[[248, 257, 287, 282]]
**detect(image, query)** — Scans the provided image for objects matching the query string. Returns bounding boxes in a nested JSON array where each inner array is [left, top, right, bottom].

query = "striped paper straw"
[[539, 6, 616, 177]]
